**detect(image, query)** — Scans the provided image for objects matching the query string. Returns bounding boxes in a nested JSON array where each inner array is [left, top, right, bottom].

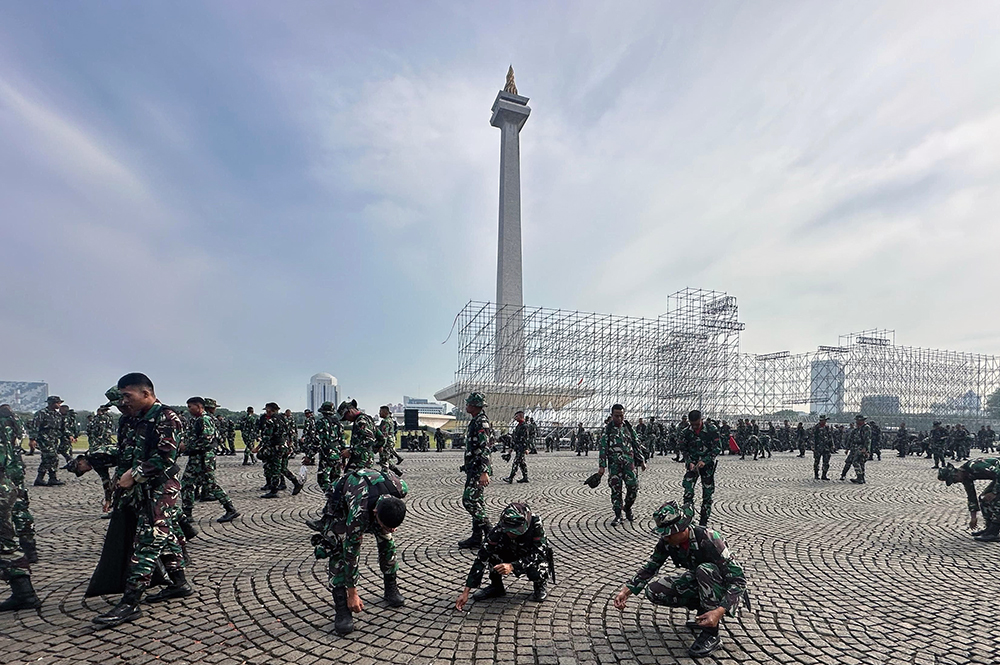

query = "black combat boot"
[[0, 576, 41, 612], [698, 506, 710, 527], [689, 628, 721, 658], [146, 569, 193, 603], [332, 587, 354, 635], [517, 474, 529, 483], [531, 579, 547, 602], [624, 506, 634, 523], [93, 586, 143, 627], [179, 515, 199, 541], [472, 572, 506, 601], [278, 479, 287, 491], [502, 475, 514, 484], [46, 472, 64, 486], [974, 521, 1000, 542], [33, 471, 46, 487], [383, 574, 405, 608], [291, 477, 304, 496], [217, 502, 241, 523], [457, 520, 482, 550], [261, 483, 280, 499], [20, 537, 38, 564], [814, 470, 819, 480], [611, 509, 623, 527]]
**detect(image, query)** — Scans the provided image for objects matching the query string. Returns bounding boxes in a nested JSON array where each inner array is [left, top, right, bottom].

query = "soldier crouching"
[[612, 501, 747, 659], [455, 502, 553, 611]]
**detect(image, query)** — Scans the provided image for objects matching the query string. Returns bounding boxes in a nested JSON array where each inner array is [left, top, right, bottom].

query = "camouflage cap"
[[932, 421, 942, 426], [204, 398, 218, 409], [336, 399, 358, 418], [465, 391, 487, 408], [937, 463, 959, 486], [653, 501, 695, 535], [818, 415, 828, 421], [855, 413, 866, 420], [47, 395, 63, 404], [104, 387, 122, 406], [498, 502, 532, 536], [318, 401, 336, 413]]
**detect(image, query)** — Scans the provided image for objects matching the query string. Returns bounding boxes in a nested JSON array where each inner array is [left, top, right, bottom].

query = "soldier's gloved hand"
[[492, 563, 513, 576], [612, 586, 631, 611], [455, 588, 471, 611], [346, 587, 364, 613]]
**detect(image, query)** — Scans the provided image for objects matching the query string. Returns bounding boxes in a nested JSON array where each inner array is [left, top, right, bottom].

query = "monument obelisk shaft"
[[491, 67, 530, 384]]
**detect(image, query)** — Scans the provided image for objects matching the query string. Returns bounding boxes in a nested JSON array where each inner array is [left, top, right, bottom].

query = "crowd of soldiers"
[[3, 381, 998, 660]]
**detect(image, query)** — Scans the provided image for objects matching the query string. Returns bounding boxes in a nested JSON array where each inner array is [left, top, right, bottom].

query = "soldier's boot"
[[624, 505, 634, 523], [278, 480, 287, 491], [472, 572, 506, 601], [93, 586, 143, 627], [179, 515, 199, 541], [19, 537, 38, 564], [502, 475, 514, 484], [814, 470, 819, 480], [33, 470, 47, 487], [974, 521, 1000, 542], [382, 574, 405, 608], [698, 506, 710, 527], [611, 508, 623, 527], [517, 474, 529, 483], [850, 476, 866, 484], [332, 587, 354, 635], [457, 520, 483, 550], [0, 576, 41, 612], [46, 472, 64, 486], [146, 569, 193, 603], [688, 628, 722, 658], [217, 502, 241, 523], [821, 473, 829, 480], [531, 579, 547, 602], [291, 477, 304, 496]]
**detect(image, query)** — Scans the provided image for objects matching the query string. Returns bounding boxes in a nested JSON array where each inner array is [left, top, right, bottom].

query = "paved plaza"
[[1, 449, 998, 665]]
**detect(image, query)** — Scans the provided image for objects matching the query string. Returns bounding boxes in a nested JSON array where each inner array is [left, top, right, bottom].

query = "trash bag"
[[85, 508, 137, 597]]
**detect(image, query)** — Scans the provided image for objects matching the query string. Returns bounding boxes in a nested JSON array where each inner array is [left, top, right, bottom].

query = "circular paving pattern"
[[2, 450, 998, 664]]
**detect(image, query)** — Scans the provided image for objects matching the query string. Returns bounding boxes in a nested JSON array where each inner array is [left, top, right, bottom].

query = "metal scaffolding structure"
[[437, 291, 1000, 427]]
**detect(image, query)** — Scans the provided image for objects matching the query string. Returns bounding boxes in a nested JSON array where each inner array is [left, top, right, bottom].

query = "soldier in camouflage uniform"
[[337, 400, 385, 473], [309, 467, 408, 635], [937, 457, 1000, 542], [301, 409, 318, 459], [0, 404, 41, 611], [70, 403, 118, 514], [58, 404, 78, 464], [929, 421, 948, 468], [812, 415, 834, 480], [93, 374, 191, 627], [239, 406, 259, 465], [613, 501, 747, 659], [315, 402, 346, 492], [679, 410, 722, 526], [180, 397, 239, 523], [869, 420, 882, 461], [596, 404, 644, 527], [377, 406, 404, 475], [29, 396, 65, 486], [840, 414, 872, 484], [458, 392, 493, 549], [280, 409, 296, 486], [455, 502, 551, 610], [502, 410, 530, 484], [259, 403, 303, 499]]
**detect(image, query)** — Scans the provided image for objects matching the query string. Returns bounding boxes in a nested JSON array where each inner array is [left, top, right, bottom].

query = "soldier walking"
[[259, 403, 303, 499], [29, 396, 65, 487], [840, 414, 871, 484], [458, 392, 493, 549], [239, 406, 259, 465], [929, 421, 948, 469], [502, 410, 530, 484], [596, 404, 644, 527], [180, 397, 239, 523], [679, 410, 722, 526], [812, 415, 834, 480], [314, 402, 345, 492], [377, 406, 404, 474], [337, 400, 384, 472]]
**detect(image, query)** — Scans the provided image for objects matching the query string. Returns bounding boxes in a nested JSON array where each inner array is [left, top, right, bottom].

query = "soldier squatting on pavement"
[[612, 501, 748, 659], [455, 502, 553, 610], [596, 404, 644, 527], [458, 392, 493, 549], [937, 457, 1000, 542]]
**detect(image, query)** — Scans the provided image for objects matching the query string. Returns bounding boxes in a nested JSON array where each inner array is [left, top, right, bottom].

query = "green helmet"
[[104, 387, 122, 407], [204, 398, 218, 409], [498, 502, 532, 536], [937, 463, 958, 486], [653, 501, 694, 535], [319, 401, 336, 414], [337, 399, 358, 418], [466, 392, 487, 408]]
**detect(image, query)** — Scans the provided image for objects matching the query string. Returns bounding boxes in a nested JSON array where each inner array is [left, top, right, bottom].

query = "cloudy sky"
[[3, 2, 999, 411]]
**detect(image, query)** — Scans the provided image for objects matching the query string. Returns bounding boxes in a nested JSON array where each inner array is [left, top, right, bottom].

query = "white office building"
[[307, 373, 340, 413]]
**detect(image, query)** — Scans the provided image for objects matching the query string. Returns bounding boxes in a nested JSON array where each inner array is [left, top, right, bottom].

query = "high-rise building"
[[307, 373, 339, 413]]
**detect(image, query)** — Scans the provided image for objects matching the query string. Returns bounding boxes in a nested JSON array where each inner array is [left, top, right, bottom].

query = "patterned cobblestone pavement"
[[2, 450, 998, 665]]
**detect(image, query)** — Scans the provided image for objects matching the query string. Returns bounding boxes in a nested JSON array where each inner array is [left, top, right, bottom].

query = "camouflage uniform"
[[376, 413, 402, 472], [465, 503, 549, 599], [504, 420, 530, 483], [598, 420, 642, 522], [679, 421, 722, 525], [954, 458, 1000, 527], [812, 421, 834, 479], [180, 414, 235, 517], [315, 409, 345, 492], [59, 409, 79, 463], [841, 421, 872, 483], [301, 412, 319, 459], [239, 411, 259, 465], [346, 413, 384, 472], [86, 410, 118, 505], [259, 413, 300, 495], [1, 411, 35, 579], [29, 401, 64, 485], [462, 409, 493, 534], [930, 423, 949, 468]]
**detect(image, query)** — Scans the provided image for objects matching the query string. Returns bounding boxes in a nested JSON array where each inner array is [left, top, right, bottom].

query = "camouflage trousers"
[[316, 448, 341, 493], [327, 525, 397, 589], [0, 481, 30, 580], [462, 473, 487, 524], [59, 437, 74, 461], [36, 442, 59, 479], [980, 480, 999, 524], [181, 453, 231, 513], [261, 448, 297, 490], [644, 562, 735, 616], [842, 450, 867, 481], [813, 450, 831, 478], [242, 438, 258, 465], [12, 488, 35, 540], [127, 478, 185, 590], [682, 461, 716, 521], [931, 445, 946, 468], [506, 451, 528, 480], [606, 460, 638, 514]]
